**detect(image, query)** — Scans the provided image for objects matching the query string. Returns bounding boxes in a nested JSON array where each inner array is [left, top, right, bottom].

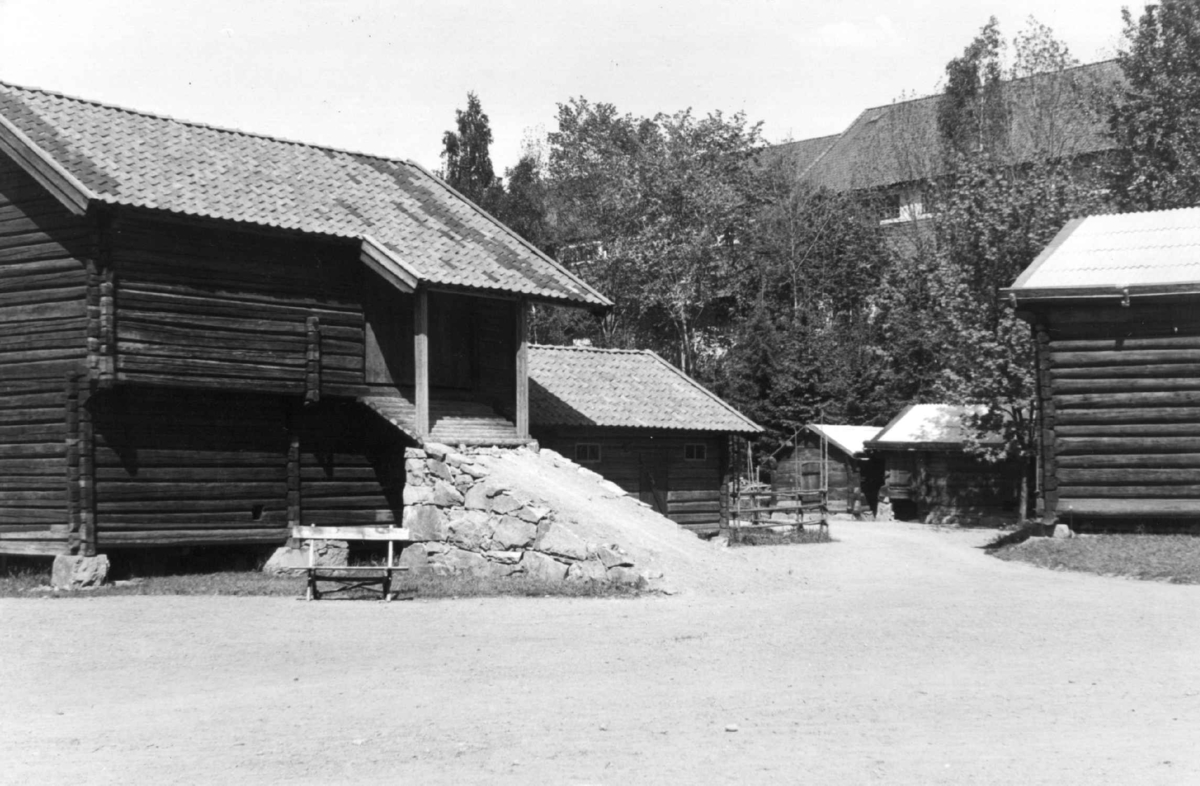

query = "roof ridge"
[[641, 349, 762, 432], [851, 57, 1121, 115], [529, 343, 646, 354], [0, 78, 418, 170]]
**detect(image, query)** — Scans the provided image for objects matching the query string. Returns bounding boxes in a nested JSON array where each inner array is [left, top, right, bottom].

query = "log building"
[[771, 424, 882, 514], [527, 345, 762, 532], [0, 81, 610, 557], [864, 404, 1020, 522], [1006, 208, 1200, 531]]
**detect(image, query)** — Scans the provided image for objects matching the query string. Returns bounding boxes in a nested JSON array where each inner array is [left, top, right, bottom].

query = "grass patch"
[[727, 527, 833, 548], [988, 531, 1200, 584], [0, 556, 643, 600]]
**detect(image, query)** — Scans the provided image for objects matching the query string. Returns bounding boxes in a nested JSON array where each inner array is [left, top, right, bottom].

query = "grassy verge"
[[727, 527, 833, 548], [0, 558, 643, 599], [988, 531, 1200, 584]]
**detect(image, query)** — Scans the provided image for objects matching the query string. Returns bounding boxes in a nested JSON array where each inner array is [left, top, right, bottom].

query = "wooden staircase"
[[358, 392, 529, 446]]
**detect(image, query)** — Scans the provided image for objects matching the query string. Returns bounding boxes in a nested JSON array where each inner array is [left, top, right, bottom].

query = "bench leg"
[[306, 571, 318, 601], [383, 571, 392, 603]]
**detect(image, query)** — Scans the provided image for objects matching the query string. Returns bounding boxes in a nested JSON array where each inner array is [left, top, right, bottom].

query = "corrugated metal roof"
[[1009, 207, 1200, 295], [0, 80, 610, 307], [528, 345, 762, 434], [866, 404, 998, 449], [806, 424, 881, 457]]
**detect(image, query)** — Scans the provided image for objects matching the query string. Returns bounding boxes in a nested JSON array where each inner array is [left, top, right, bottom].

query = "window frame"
[[575, 442, 602, 464], [684, 443, 707, 462]]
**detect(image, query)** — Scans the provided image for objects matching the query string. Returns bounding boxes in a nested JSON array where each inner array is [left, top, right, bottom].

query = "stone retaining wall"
[[397, 443, 645, 586]]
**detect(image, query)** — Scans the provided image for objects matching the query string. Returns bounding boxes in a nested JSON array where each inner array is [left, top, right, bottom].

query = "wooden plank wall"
[[0, 156, 90, 553], [1043, 303, 1200, 526], [90, 388, 292, 547], [298, 400, 405, 526], [772, 436, 858, 505], [535, 431, 725, 529], [113, 217, 367, 398]]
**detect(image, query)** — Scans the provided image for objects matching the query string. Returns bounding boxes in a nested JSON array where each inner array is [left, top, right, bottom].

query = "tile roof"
[[528, 345, 762, 434], [776, 60, 1121, 193], [1007, 207, 1200, 297], [865, 404, 1000, 450], [0, 81, 609, 307], [763, 134, 840, 179], [806, 424, 882, 457]]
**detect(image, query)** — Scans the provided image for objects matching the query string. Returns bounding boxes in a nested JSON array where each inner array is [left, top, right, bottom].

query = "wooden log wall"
[[112, 217, 367, 398], [534, 431, 726, 529], [1041, 303, 1200, 525], [298, 400, 405, 526], [90, 388, 292, 547], [0, 156, 90, 554], [772, 438, 859, 506]]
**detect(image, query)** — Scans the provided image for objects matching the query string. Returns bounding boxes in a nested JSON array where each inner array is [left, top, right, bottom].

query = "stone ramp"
[[398, 444, 749, 594]]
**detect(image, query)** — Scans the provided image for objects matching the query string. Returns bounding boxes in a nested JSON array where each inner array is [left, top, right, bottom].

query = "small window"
[[576, 443, 601, 463], [684, 443, 707, 461]]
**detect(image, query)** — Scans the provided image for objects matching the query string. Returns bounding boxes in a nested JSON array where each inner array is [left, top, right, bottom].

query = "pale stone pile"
[[398, 443, 644, 586]]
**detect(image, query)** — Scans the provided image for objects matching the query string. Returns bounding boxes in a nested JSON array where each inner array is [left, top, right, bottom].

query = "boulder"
[[459, 462, 489, 479], [534, 521, 590, 561], [519, 551, 568, 583], [397, 542, 429, 570], [566, 559, 608, 583], [484, 549, 523, 565], [517, 505, 550, 524], [422, 442, 453, 461], [426, 459, 454, 482], [404, 447, 427, 460], [430, 480, 465, 507], [263, 540, 348, 575], [403, 505, 448, 541], [447, 510, 493, 550], [51, 554, 110, 590], [402, 485, 435, 505], [606, 566, 647, 589], [490, 515, 537, 549], [590, 544, 633, 569], [464, 483, 492, 510], [430, 547, 490, 575], [490, 492, 523, 515]]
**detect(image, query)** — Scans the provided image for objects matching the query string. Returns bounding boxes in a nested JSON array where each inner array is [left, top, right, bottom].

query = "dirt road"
[[4, 520, 1200, 785]]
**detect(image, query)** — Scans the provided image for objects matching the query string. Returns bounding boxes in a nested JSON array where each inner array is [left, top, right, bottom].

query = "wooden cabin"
[[527, 345, 762, 532], [771, 424, 882, 514], [864, 404, 1020, 522], [0, 81, 610, 557], [1006, 208, 1200, 531]]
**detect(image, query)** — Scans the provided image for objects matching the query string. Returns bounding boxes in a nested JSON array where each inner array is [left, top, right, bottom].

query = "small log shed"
[[864, 404, 1019, 523], [527, 344, 763, 533], [1005, 208, 1200, 531], [0, 81, 611, 557], [771, 424, 883, 514]]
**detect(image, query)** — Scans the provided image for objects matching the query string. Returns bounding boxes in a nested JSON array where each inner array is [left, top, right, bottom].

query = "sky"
[[0, 0, 1142, 176]]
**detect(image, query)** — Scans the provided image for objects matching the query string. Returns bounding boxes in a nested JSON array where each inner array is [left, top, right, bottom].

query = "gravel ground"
[[3, 519, 1199, 785]]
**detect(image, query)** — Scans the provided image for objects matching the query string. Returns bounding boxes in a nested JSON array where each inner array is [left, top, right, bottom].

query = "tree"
[[441, 92, 504, 212], [542, 99, 767, 373], [923, 18, 1111, 522], [1107, 0, 1200, 210]]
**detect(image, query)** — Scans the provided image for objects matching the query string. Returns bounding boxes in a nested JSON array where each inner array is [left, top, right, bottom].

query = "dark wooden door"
[[639, 451, 668, 515]]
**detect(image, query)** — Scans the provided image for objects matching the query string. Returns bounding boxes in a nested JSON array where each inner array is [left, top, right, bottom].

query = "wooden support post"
[[305, 316, 321, 404], [515, 298, 529, 440], [79, 385, 96, 557], [98, 269, 116, 388], [65, 372, 82, 554], [414, 289, 429, 438], [286, 410, 301, 533]]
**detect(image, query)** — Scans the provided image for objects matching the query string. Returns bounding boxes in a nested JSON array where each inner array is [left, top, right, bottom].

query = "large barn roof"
[[528, 345, 762, 434], [1007, 207, 1200, 301], [865, 404, 1000, 451], [0, 80, 610, 308], [776, 60, 1120, 193]]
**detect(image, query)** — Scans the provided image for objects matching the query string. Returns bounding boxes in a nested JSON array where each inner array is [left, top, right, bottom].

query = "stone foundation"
[[51, 554, 110, 590], [399, 443, 642, 586]]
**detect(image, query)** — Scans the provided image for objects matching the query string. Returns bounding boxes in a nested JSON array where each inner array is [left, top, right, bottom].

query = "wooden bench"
[[291, 525, 412, 601]]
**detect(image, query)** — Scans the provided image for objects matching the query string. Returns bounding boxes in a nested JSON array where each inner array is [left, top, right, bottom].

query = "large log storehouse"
[[1007, 208, 1200, 531], [0, 81, 611, 557]]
